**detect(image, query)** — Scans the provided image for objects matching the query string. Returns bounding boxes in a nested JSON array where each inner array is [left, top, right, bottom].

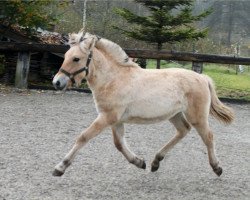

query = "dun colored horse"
[[52, 31, 234, 177]]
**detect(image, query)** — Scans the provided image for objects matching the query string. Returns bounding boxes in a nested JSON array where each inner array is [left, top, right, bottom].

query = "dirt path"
[[0, 90, 249, 200]]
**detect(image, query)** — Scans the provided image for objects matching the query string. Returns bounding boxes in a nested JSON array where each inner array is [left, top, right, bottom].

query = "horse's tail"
[[203, 75, 234, 124]]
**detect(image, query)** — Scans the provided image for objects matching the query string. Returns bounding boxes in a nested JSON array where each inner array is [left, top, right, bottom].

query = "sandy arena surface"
[[0, 89, 249, 200]]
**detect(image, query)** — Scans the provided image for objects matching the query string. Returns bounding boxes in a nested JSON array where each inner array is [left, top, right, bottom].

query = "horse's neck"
[[86, 48, 117, 88]]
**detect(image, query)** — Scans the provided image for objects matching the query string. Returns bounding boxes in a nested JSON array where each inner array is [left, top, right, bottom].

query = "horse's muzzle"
[[52, 74, 69, 90]]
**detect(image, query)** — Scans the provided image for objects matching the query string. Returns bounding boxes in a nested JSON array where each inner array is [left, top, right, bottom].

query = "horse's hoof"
[[52, 169, 64, 176], [151, 165, 159, 172], [142, 161, 146, 169], [214, 167, 223, 177]]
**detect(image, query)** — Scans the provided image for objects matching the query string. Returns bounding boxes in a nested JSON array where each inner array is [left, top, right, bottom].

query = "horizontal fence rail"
[[1, 42, 250, 65], [125, 49, 250, 65], [0, 42, 69, 53]]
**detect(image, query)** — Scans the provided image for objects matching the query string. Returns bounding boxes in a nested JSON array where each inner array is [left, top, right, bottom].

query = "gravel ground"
[[0, 89, 249, 200]]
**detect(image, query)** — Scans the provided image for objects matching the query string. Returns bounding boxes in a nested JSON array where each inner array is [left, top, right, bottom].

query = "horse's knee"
[[175, 126, 189, 140], [207, 131, 214, 143], [176, 130, 187, 139], [76, 135, 87, 145]]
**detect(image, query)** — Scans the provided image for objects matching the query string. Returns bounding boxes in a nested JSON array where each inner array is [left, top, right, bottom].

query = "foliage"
[[114, 0, 211, 68], [0, 0, 68, 33], [115, 1, 209, 43]]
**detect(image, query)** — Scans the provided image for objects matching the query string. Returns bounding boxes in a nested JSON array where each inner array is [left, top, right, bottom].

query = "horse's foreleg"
[[112, 123, 146, 169], [53, 115, 109, 176], [151, 113, 191, 172]]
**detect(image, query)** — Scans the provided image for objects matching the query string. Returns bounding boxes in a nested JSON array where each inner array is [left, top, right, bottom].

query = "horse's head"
[[53, 32, 97, 90]]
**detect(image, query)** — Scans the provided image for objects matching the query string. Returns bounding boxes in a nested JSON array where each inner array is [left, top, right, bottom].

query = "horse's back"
[[119, 68, 210, 124], [134, 67, 210, 102]]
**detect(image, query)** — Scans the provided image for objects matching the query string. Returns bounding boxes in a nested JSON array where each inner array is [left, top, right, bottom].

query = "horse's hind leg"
[[193, 122, 222, 176], [151, 112, 191, 172], [112, 123, 146, 169]]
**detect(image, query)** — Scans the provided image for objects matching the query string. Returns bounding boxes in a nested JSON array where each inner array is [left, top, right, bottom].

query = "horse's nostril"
[[56, 81, 60, 87]]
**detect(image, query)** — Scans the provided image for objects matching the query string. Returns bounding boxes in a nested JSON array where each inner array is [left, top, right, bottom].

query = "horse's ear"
[[88, 37, 96, 50], [68, 32, 77, 47], [79, 36, 96, 51]]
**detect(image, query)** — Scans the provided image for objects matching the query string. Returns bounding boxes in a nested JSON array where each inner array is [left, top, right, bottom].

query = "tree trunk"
[[156, 42, 162, 69], [82, 0, 88, 30], [227, 2, 235, 47]]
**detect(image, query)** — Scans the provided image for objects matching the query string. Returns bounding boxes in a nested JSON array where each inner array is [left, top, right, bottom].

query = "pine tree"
[[114, 0, 211, 69]]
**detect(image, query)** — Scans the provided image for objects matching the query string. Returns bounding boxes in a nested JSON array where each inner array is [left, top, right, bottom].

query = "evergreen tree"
[[114, 0, 211, 69]]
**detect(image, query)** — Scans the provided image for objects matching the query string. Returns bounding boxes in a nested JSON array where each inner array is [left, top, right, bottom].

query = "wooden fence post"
[[15, 51, 31, 89], [192, 61, 203, 74]]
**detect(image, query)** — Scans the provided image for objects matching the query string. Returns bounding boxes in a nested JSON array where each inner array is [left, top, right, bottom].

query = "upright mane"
[[68, 31, 84, 45], [95, 37, 134, 67], [68, 31, 138, 67]]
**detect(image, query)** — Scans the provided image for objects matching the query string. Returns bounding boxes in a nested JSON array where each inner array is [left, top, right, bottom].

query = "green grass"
[[146, 60, 250, 101], [204, 65, 250, 101]]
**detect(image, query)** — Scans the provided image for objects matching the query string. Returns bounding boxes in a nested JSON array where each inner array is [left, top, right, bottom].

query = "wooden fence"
[[1, 42, 250, 89]]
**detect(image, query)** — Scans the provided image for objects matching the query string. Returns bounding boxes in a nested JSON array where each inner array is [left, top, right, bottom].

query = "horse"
[[52, 31, 234, 177]]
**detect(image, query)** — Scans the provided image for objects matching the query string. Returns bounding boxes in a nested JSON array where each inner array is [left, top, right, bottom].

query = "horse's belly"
[[121, 101, 183, 124], [125, 114, 174, 124]]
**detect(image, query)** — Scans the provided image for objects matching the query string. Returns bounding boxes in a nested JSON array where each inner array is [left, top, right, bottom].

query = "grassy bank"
[[147, 60, 250, 101]]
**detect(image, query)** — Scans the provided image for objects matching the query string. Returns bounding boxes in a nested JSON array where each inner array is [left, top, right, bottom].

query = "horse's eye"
[[73, 57, 80, 62]]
